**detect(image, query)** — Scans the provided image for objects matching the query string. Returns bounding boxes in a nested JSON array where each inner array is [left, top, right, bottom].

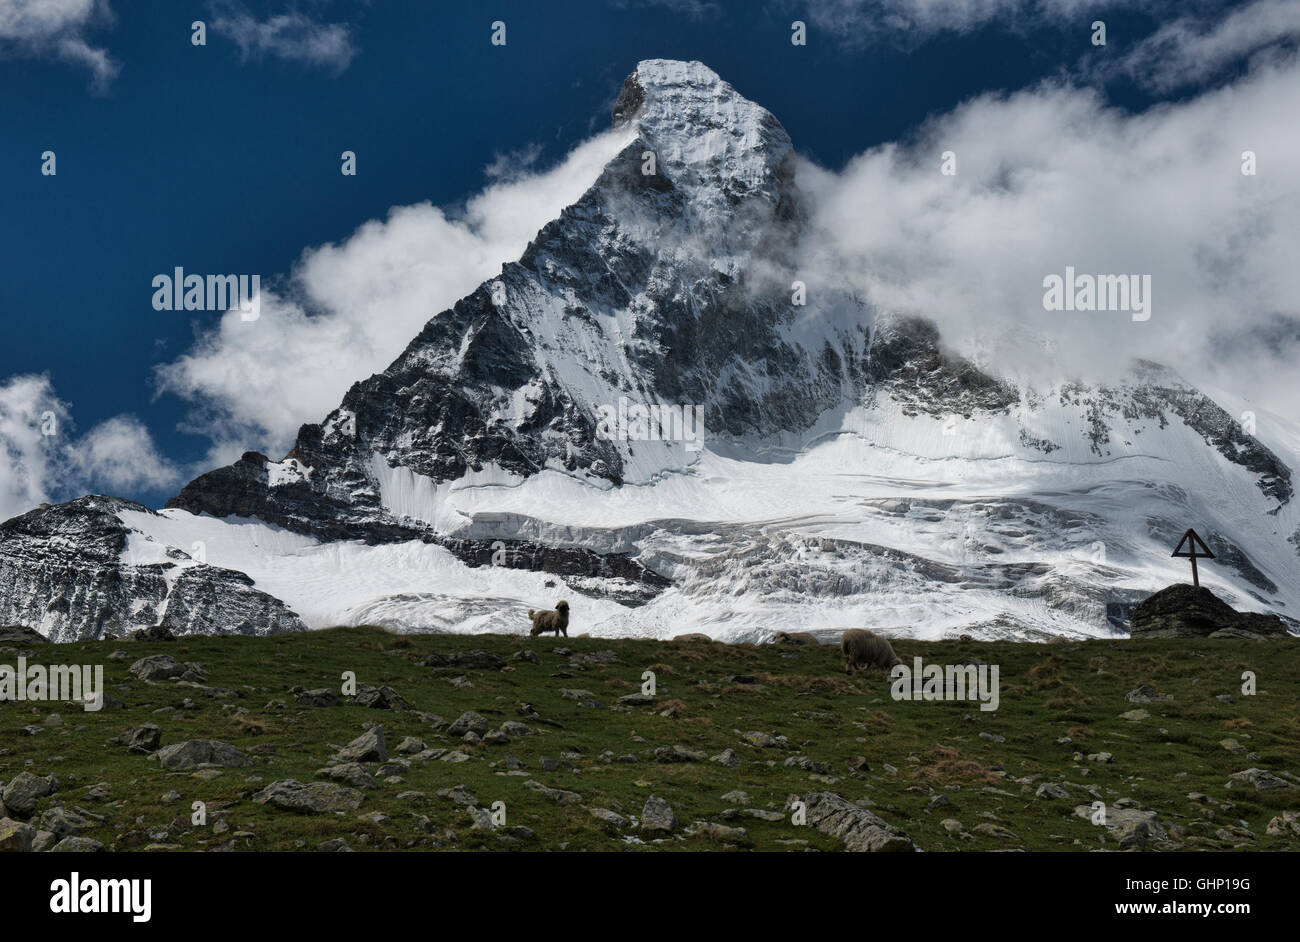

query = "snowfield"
[[116, 388, 1300, 642]]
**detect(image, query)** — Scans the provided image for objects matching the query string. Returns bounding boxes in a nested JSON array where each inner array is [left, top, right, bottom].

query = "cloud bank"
[[0, 374, 179, 521], [209, 1, 357, 72], [153, 128, 634, 465], [794, 35, 1300, 413], [0, 0, 118, 90]]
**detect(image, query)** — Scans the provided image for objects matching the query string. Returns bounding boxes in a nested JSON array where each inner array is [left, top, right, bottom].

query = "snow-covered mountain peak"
[[4, 61, 1298, 644], [613, 59, 793, 206]]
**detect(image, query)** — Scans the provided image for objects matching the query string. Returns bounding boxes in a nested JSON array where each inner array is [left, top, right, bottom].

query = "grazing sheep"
[[772, 631, 820, 646], [528, 600, 570, 638], [840, 629, 903, 675]]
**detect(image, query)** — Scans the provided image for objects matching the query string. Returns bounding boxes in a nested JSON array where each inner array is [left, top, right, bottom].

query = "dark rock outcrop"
[[1129, 584, 1289, 639], [0, 496, 306, 641]]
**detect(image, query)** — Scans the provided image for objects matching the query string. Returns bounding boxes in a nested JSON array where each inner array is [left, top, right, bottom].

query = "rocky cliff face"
[[0, 497, 305, 642]]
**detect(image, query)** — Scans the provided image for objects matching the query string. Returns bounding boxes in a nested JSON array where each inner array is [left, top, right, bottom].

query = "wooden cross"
[[1171, 528, 1214, 588]]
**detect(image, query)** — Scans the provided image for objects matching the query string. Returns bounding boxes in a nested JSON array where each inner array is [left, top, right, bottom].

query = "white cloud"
[[795, 49, 1300, 410], [0, 0, 118, 90], [613, 0, 722, 20], [1104, 0, 1300, 92], [798, 0, 1181, 45], [209, 1, 356, 72], [154, 127, 634, 462], [483, 142, 544, 183], [0, 374, 180, 521], [67, 414, 179, 492]]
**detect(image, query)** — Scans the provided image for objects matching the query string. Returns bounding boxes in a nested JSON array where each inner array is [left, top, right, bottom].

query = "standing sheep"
[[840, 628, 903, 675]]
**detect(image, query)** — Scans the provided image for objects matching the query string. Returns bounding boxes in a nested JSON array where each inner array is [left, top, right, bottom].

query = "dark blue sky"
[[0, 0, 1182, 509]]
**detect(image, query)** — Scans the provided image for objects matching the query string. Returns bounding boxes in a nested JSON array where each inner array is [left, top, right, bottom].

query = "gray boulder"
[[315, 763, 377, 789], [334, 726, 387, 763], [2, 772, 57, 817], [447, 711, 490, 738], [128, 654, 187, 681], [799, 791, 916, 852], [641, 795, 678, 834], [115, 723, 162, 754], [1227, 768, 1297, 791], [155, 739, 251, 770], [0, 818, 35, 852], [252, 780, 365, 814]]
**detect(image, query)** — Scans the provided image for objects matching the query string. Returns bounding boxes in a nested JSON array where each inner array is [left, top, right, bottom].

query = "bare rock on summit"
[[1128, 584, 1288, 639]]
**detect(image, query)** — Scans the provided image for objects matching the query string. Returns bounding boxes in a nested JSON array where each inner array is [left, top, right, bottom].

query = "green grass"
[[2, 629, 1298, 851]]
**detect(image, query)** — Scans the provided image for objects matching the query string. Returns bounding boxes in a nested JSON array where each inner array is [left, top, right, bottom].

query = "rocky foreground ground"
[[1, 624, 1298, 852]]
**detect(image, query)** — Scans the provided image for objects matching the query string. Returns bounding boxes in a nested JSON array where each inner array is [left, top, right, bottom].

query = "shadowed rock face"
[[0, 496, 306, 642], [1129, 584, 1288, 639]]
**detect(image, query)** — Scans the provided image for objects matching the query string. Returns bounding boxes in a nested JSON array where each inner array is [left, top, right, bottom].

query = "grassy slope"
[[2, 628, 1298, 851]]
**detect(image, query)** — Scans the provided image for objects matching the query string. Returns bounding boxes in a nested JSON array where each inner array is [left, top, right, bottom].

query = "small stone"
[[711, 749, 740, 768]]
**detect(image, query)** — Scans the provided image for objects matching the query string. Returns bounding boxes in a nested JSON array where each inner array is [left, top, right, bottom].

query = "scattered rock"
[[352, 684, 409, 710], [50, 836, 104, 852], [523, 780, 582, 804], [315, 763, 377, 789], [1265, 811, 1300, 837], [155, 740, 250, 770], [447, 711, 491, 738], [298, 688, 341, 707], [128, 654, 186, 681], [973, 822, 1019, 841], [641, 795, 678, 834], [421, 651, 506, 670], [694, 822, 752, 846], [1227, 768, 1296, 791], [2, 772, 58, 817], [252, 780, 365, 814], [798, 792, 915, 852], [115, 724, 162, 754], [589, 808, 630, 830], [0, 818, 35, 852], [334, 727, 387, 764], [132, 625, 176, 642], [39, 807, 93, 839], [395, 737, 426, 755]]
